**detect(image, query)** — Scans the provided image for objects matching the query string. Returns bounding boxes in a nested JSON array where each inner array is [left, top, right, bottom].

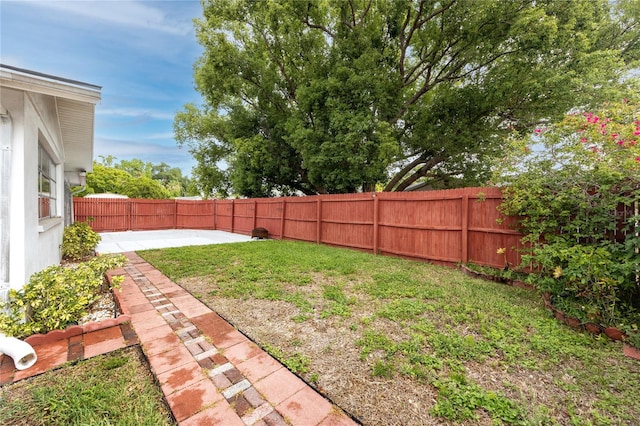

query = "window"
[[38, 144, 57, 219]]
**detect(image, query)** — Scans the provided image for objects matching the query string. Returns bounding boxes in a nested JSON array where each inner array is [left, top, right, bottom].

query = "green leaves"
[[431, 373, 524, 423], [62, 222, 101, 261], [495, 100, 640, 328], [78, 158, 195, 199], [178, 0, 638, 195], [0, 255, 126, 338]]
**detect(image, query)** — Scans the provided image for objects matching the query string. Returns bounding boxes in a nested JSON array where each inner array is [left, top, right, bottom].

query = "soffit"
[[57, 98, 96, 173], [0, 65, 101, 173]]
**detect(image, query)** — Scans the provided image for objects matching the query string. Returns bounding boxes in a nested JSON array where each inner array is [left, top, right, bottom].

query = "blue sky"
[[1, 0, 204, 176]]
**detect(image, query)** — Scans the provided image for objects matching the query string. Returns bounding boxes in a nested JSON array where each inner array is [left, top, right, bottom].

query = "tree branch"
[[348, 0, 356, 28], [303, 2, 336, 38], [398, 7, 412, 77], [257, 28, 297, 103], [392, 156, 445, 192], [357, 0, 373, 27], [384, 152, 429, 191]]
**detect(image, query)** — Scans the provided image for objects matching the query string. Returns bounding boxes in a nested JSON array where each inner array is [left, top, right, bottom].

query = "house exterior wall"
[[1, 87, 65, 291]]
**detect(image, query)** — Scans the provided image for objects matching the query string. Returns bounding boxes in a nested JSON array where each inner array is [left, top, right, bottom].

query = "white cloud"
[[95, 136, 177, 154], [94, 136, 195, 174], [22, 0, 193, 36], [96, 107, 175, 121], [142, 132, 176, 140]]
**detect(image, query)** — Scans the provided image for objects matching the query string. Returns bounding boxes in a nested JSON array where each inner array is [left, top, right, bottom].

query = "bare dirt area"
[[178, 277, 497, 425]]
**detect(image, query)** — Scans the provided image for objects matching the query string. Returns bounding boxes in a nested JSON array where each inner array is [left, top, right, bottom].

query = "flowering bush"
[[494, 101, 640, 330]]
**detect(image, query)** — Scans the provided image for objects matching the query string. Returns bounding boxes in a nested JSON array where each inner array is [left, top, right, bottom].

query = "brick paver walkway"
[[1, 252, 358, 425]]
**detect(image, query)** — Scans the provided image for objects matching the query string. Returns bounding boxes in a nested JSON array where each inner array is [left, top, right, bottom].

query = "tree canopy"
[[176, 0, 640, 197], [77, 157, 196, 199]]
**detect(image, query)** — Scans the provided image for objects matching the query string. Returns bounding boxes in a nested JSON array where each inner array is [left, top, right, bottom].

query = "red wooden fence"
[[73, 187, 523, 268]]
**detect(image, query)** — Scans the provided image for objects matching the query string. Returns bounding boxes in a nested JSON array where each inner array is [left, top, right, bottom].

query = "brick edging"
[[24, 314, 131, 347]]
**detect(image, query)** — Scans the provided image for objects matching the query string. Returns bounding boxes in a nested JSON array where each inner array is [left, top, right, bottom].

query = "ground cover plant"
[[0, 255, 126, 338], [0, 346, 175, 425], [140, 240, 640, 425]]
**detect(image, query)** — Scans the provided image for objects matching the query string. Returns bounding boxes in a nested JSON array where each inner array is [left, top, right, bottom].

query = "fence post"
[[128, 199, 132, 231], [316, 197, 321, 244], [173, 199, 178, 229], [231, 200, 235, 233], [373, 193, 379, 255], [253, 200, 257, 230], [213, 199, 217, 230], [280, 199, 286, 239], [461, 195, 469, 264]]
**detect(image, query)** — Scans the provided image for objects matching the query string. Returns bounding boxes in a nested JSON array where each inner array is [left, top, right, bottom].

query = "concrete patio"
[[96, 229, 254, 254]]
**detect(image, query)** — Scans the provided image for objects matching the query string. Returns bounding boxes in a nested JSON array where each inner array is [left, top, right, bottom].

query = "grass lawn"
[[0, 346, 175, 425], [140, 240, 640, 426]]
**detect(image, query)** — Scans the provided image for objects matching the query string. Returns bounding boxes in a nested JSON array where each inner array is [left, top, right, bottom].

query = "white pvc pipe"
[[0, 333, 37, 370]]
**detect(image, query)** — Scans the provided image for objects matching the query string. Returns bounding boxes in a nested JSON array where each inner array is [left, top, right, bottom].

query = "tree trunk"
[[385, 156, 444, 192]]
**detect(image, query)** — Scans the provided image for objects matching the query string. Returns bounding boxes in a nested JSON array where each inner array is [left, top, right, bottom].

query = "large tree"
[[175, 0, 639, 197]]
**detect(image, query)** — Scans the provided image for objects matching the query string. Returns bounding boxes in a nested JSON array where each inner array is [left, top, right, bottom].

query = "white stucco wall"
[[1, 87, 65, 291]]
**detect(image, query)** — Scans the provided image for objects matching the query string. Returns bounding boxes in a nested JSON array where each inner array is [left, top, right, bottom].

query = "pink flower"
[[580, 137, 588, 143], [618, 140, 624, 146], [612, 133, 619, 139], [636, 157, 640, 162], [585, 113, 601, 124], [535, 128, 542, 134]]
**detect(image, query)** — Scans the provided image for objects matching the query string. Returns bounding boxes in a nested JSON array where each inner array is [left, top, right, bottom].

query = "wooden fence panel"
[[466, 190, 523, 268], [254, 199, 284, 238], [176, 200, 216, 229], [232, 200, 255, 235], [130, 199, 175, 230], [73, 197, 129, 232], [282, 198, 317, 242], [216, 200, 234, 232], [320, 196, 374, 250], [376, 193, 464, 263], [74, 187, 530, 269]]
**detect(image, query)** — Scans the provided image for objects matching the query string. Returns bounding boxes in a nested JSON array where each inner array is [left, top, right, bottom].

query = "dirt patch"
[[172, 272, 640, 426], [178, 276, 495, 425]]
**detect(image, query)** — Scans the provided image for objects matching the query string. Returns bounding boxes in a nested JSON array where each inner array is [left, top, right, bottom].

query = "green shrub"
[[494, 100, 640, 330], [0, 255, 126, 338], [62, 221, 101, 260]]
